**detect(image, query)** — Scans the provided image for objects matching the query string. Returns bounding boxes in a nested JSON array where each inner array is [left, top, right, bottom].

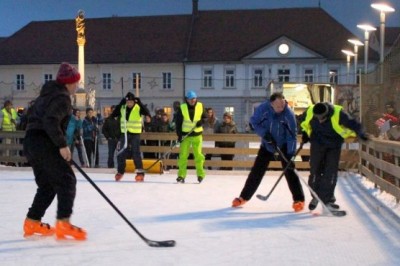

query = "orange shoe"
[[115, 173, 124, 181], [135, 173, 144, 182], [232, 197, 247, 208], [55, 220, 87, 241], [292, 201, 305, 212], [23, 218, 55, 237]]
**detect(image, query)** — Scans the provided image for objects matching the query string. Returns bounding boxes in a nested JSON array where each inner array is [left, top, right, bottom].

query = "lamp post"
[[357, 24, 376, 76], [371, 3, 395, 83], [342, 50, 355, 84], [371, 3, 395, 63], [348, 39, 363, 84]]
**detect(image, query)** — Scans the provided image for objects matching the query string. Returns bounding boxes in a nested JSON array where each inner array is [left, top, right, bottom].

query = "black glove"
[[302, 131, 310, 144], [119, 97, 126, 106], [264, 133, 276, 146], [196, 120, 202, 127], [358, 132, 369, 141], [177, 135, 182, 142]]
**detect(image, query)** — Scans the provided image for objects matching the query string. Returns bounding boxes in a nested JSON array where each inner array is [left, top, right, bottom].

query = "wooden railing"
[[359, 138, 400, 201]]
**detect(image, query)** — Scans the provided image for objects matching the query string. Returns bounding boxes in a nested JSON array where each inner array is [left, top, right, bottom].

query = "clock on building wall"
[[278, 43, 290, 55]]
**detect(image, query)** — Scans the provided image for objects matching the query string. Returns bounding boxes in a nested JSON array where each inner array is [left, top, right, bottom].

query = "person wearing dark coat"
[[23, 62, 86, 240], [111, 92, 151, 182], [102, 105, 121, 168], [300, 102, 369, 211]]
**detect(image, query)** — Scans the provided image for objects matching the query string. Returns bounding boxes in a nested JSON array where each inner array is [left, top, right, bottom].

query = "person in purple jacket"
[[232, 92, 305, 212]]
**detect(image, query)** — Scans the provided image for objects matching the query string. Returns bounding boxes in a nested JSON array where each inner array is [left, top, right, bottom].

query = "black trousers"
[[239, 145, 304, 202], [107, 138, 118, 168], [308, 142, 341, 204], [24, 130, 76, 220]]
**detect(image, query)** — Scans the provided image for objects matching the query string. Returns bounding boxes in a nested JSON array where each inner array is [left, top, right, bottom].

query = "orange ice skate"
[[23, 218, 55, 238], [55, 220, 87, 241]]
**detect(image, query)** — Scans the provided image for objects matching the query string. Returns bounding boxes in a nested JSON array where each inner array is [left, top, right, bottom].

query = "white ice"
[[1, 168, 399, 266]]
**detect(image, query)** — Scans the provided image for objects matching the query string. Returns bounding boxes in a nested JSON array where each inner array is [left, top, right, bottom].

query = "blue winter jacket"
[[250, 100, 297, 155], [66, 115, 82, 146]]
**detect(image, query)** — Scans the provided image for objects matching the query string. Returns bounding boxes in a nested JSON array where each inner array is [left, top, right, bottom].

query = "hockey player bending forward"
[[23, 62, 86, 240], [232, 92, 305, 212], [300, 102, 368, 211]]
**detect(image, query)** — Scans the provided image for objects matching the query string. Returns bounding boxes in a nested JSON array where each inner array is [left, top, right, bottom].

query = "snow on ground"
[[0, 167, 399, 266]]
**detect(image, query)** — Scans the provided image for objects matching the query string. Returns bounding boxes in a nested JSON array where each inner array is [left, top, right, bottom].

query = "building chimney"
[[192, 0, 199, 16]]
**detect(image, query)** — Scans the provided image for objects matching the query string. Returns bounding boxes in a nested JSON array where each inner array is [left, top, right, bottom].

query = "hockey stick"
[[256, 142, 304, 201], [274, 146, 346, 217], [117, 115, 128, 156], [143, 126, 196, 171], [71, 160, 176, 247], [80, 136, 90, 167]]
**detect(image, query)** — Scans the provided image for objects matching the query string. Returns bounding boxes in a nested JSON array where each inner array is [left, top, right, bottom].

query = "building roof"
[[0, 7, 362, 65]]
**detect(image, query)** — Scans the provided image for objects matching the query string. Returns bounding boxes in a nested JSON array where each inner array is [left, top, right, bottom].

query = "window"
[[329, 70, 338, 84], [162, 72, 172, 89], [16, 74, 25, 90], [102, 73, 112, 90], [203, 69, 213, 88], [253, 69, 263, 88], [224, 69, 235, 88], [304, 69, 314, 82], [132, 72, 141, 90], [44, 74, 53, 84], [278, 69, 290, 82]]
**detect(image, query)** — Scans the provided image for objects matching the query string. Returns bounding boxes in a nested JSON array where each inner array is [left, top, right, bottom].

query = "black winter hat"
[[125, 92, 135, 101], [313, 102, 329, 119]]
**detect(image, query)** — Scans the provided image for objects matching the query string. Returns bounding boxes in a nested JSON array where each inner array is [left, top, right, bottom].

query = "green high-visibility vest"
[[120, 104, 142, 133], [1, 108, 17, 131], [181, 102, 203, 133], [301, 105, 356, 139]]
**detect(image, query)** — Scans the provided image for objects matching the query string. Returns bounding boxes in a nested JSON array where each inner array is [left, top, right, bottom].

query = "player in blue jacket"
[[232, 92, 305, 212]]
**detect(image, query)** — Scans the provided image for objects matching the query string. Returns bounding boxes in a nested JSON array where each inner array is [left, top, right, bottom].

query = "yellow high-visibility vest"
[[181, 102, 203, 133], [120, 104, 142, 133], [301, 105, 356, 139], [1, 108, 17, 131]]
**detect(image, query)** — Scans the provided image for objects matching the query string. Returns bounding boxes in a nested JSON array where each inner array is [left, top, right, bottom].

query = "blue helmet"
[[185, 90, 197, 99]]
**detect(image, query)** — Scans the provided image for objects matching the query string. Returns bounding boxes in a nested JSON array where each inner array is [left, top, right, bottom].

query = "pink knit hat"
[[56, 62, 81, 84]]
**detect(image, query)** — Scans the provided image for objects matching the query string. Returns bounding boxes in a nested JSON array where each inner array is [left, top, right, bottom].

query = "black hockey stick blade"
[[147, 239, 176, 247], [256, 194, 269, 201], [71, 160, 176, 248]]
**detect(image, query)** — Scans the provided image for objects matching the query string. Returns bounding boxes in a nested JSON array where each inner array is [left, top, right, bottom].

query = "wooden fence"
[[1, 130, 399, 202]]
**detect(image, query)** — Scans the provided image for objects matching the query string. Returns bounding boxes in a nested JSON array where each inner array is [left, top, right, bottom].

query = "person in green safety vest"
[[175, 90, 207, 183], [300, 102, 369, 212], [112, 92, 151, 182], [1, 100, 18, 132]]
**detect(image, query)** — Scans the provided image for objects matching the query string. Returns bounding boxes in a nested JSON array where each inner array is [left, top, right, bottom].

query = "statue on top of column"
[[76, 10, 85, 41]]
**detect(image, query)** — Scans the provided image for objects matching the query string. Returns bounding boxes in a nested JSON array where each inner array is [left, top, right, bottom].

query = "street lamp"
[[342, 50, 355, 84], [348, 39, 363, 84], [357, 24, 376, 75], [371, 3, 395, 64]]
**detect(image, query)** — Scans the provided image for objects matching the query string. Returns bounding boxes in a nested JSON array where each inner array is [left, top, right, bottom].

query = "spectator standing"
[[175, 90, 207, 183], [112, 92, 151, 182], [231, 92, 305, 212], [142, 115, 157, 159], [203, 107, 220, 169], [215, 112, 237, 170], [102, 105, 121, 168], [66, 109, 86, 167], [300, 102, 368, 211], [22, 62, 86, 240], [82, 107, 99, 167], [0, 100, 18, 161]]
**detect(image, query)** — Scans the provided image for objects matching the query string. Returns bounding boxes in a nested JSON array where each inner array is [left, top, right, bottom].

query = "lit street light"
[[371, 3, 395, 64], [342, 49, 355, 84], [348, 39, 363, 84], [357, 24, 376, 75]]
